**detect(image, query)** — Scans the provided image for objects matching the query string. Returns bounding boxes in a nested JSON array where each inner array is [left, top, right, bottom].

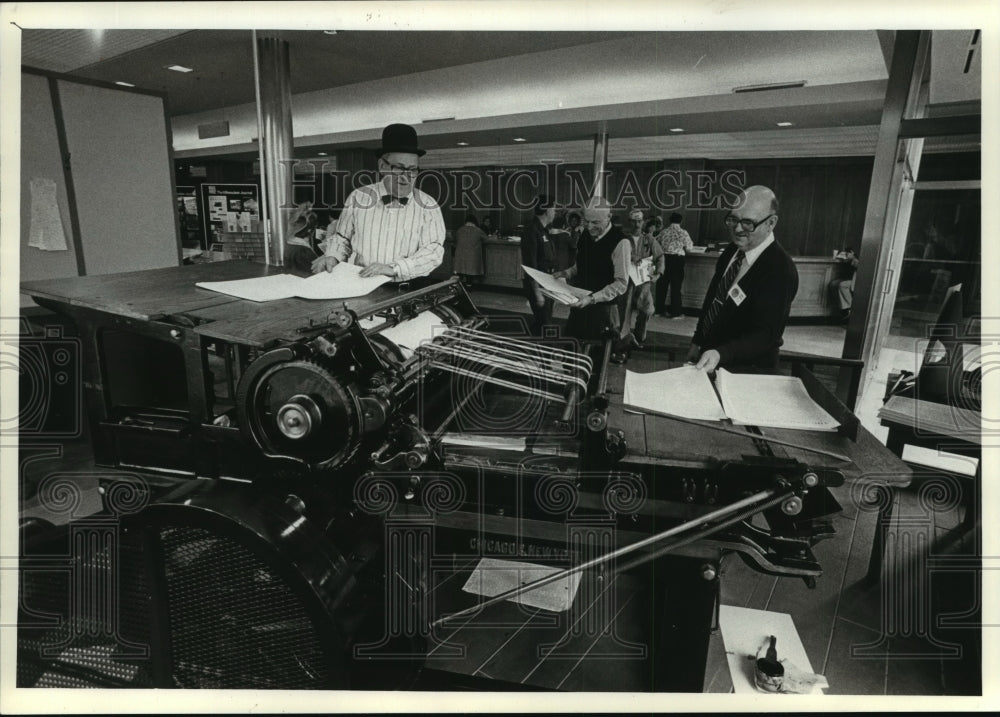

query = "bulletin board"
[[201, 183, 261, 249]]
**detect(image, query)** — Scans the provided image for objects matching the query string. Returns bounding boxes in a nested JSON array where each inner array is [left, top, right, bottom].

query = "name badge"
[[728, 284, 747, 306]]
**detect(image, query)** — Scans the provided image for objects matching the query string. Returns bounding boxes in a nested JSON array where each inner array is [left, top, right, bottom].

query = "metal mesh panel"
[[17, 528, 154, 688], [160, 526, 332, 689]]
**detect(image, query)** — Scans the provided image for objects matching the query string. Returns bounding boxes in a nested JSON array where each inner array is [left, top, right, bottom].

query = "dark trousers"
[[285, 243, 318, 273], [522, 278, 554, 336], [658, 255, 686, 316]]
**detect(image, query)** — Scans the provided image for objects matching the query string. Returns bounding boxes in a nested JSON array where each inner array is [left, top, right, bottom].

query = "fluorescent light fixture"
[[115, 81, 135, 87], [166, 64, 193, 73], [323, 30, 338, 35], [513, 137, 527, 142], [776, 121, 795, 127], [457, 141, 469, 146], [669, 128, 684, 132], [317, 152, 328, 156]]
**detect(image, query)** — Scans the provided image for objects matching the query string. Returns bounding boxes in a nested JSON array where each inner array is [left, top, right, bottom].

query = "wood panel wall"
[[178, 155, 876, 258]]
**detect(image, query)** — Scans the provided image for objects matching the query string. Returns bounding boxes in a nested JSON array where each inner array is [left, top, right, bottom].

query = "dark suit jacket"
[[520, 217, 556, 273], [693, 239, 798, 372]]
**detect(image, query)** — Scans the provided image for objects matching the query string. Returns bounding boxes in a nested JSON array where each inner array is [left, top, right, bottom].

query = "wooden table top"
[[603, 362, 912, 487], [21, 260, 445, 347], [20, 260, 283, 320]]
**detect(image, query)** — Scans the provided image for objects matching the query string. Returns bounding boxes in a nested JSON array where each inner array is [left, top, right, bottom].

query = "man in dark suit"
[[687, 185, 798, 373], [520, 194, 557, 335]]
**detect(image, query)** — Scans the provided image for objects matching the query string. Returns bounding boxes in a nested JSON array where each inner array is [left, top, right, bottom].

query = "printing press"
[[19, 260, 856, 691]]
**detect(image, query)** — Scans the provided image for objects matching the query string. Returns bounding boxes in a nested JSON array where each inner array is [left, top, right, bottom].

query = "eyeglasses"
[[723, 213, 775, 233], [381, 161, 420, 177]]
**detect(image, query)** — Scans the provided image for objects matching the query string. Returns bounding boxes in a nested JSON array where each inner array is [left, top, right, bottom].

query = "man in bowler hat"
[[312, 123, 445, 280]]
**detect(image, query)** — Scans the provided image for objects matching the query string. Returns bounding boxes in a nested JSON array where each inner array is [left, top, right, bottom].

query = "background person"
[[520, 194, 558, 335], [657, 212, 694, 318], [452, 214, 487, 285], [285, 202, 319, 272], [548, 214, 577, 272], [625, 209, 665, 348], [831, 247, 859, 321]]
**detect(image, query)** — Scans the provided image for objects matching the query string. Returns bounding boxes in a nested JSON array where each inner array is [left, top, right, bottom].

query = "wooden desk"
[[875, 394, 981, 582], [682, 253, 843, 318]]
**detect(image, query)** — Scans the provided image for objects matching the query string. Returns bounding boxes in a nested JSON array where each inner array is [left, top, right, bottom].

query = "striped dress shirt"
[[325, 182, 445, 280]]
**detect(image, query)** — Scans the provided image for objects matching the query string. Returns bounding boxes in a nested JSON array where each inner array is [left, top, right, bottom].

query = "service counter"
[[438, 236, 524, 288], [682, 252, 842, 318]]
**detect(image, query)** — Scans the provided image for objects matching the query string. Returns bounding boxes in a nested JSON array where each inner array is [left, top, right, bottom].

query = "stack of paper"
[[623, 366, 727, 421], [521, 265, 591, 305], [623, 366, 840, 432], [715, 369, 840, 431], [878, 395, 980, 443], [628, 257, 655, 286], [196, 262, 391, 301]]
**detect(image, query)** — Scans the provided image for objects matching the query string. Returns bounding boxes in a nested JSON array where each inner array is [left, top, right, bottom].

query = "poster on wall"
[[176, 186, 201, 249], [201, 183, 261, 249]]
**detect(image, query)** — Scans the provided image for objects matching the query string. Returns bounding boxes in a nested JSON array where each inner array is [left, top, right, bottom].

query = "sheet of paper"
[[379, 310, 447, 358], [196, 262, 391, 302], [715, 369, 839, 431], [461, 558, 581, 613], [196, 273, 305, 301], [294, 262, 392, 299], [623, 366, 727, 421], [521, 265, 591, 305], [718, 605, 825, 695], [628, 257, 654, 285]]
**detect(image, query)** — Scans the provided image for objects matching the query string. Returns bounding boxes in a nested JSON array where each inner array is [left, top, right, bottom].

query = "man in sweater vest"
[[687, 185, 798, 373], [552, 199, 631, 342]]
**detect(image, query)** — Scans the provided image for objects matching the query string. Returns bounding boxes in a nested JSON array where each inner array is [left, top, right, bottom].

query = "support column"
[[255, 34, 295, 266], [840, 31, 929, 401], [591, 128, 609, 202]]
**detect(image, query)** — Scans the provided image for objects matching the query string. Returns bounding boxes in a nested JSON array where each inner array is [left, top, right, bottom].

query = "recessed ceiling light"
[[166, 64, 193, 73], [457, 141, 469, 146], [669, 128, 684, 133], [513, 137, 527, 142], [115, 81, 135, 87], [317, 152, 328, 156], [776, 121, 794, 127]]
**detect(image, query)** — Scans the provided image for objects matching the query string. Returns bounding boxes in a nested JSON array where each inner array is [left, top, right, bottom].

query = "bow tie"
[[381, 194, 408, 206]]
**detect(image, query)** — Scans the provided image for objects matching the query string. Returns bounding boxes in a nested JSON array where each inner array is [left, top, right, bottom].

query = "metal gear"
[[237, 355, 361, 471]]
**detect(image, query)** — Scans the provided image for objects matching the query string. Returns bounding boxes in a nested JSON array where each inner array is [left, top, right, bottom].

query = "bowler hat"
[[378, 123, 426, 157]]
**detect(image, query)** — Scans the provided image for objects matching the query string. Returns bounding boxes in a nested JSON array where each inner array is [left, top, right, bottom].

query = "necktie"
[[700, 250, 744, 337], [381, 194, 408, 206]]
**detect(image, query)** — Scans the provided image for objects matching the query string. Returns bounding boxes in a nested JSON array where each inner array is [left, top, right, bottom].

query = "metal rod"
[[430, 380, 490, 443], [615, 491, 791, 575], [419, 343, 589, 395], [432, 487, 777, 628], [443, 326, 594, 373], [596, 338, 614, 396], [423, 361, 567, 402]]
